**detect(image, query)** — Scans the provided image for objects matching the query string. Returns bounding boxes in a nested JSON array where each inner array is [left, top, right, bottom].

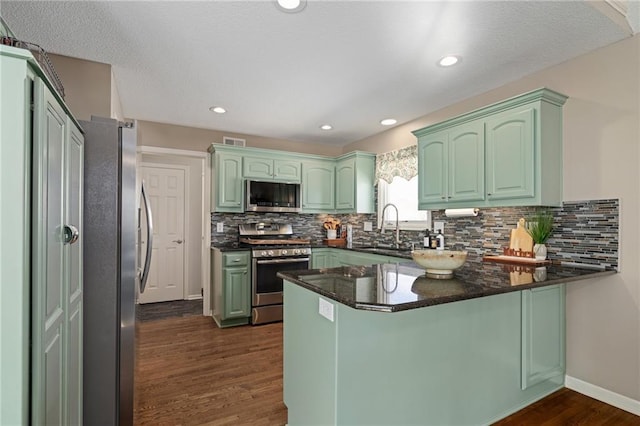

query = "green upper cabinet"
[[449, 122, 485, 202], [243, 155, 301, 183], [302, 159, 335, 212], [417, 131, 448, 203], [413, 88, 567, 210], [208, 145, 375, 214], [210, 148, 244, 212], [417, 121, 484, 206], [335, 152, 375, 213], [486, 107, 534, 201]]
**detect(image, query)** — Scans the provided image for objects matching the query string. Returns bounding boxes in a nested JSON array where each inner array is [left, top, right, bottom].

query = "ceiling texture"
[[1, 1, 637, 146]]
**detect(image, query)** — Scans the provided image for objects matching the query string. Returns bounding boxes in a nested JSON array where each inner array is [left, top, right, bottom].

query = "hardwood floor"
[[135, 315, 639, 425], [134, 316, 287, 425]]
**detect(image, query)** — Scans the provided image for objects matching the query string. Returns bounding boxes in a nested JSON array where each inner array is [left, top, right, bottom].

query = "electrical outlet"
[[434, 221, 445, 233], [363, 221, 373, 232], [319, 298, 334, 322], [216, 222, 224, 233]]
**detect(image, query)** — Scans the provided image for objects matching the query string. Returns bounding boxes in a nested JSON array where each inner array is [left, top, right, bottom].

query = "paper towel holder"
[[444, 208, 479, 218]]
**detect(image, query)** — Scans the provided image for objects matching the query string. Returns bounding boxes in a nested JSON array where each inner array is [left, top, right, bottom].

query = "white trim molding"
[[138, 145, 208, 158], [565, 375, 640, 416]]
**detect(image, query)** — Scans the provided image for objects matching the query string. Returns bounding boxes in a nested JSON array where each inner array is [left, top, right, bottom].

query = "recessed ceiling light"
[[438, 55, 460, 67], [209, 106, 226, 114], [380, 118, 397, 126], [275, 0, 306, 13], [320, 124, 333, 130]]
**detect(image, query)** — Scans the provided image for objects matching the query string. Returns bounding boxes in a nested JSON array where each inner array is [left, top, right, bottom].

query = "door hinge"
[[201, 288, 204, 297]]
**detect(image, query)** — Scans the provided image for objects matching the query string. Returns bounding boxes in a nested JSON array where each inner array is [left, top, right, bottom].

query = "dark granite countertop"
[[278, 260, 616, 312], [311, 244, 415, 259], [213, 242, 415, 257]]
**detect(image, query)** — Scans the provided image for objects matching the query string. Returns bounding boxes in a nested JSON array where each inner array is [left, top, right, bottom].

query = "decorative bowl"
[[410, 250, 468, 279]]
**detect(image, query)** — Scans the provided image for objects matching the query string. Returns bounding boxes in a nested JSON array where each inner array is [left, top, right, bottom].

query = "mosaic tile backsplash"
[[211, 199, 619, 269]]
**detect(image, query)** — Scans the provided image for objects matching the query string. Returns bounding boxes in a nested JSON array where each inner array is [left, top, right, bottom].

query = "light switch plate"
[[319, 298, 334, 322], [363, 221, 373, 232], [434, 221, 445, 233], [216, 222, 224, 233]]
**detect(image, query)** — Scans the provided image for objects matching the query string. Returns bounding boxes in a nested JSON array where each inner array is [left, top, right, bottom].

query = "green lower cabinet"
[[521, 284, 565, 390], [284, 282, 565, 425], [312, 248, 407, 269], [212, 250, 251, 328], [223, 267, 250, 319]]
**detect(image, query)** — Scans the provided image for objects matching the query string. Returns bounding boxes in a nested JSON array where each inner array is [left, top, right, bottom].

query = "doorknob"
[[173, 239, 184, 244]]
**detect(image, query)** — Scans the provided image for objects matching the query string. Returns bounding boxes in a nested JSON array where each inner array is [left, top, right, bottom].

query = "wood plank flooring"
[[135, 315, 639, 425]]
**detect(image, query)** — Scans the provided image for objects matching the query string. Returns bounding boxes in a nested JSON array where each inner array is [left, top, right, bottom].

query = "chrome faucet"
[[381, 203, 401, 249]]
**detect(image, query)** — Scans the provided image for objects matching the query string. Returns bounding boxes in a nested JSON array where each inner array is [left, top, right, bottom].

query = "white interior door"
[[138, 165, 186, 304]]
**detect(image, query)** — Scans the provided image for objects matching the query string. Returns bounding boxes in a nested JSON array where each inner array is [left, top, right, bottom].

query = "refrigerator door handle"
[[139, 181, 153, 293]]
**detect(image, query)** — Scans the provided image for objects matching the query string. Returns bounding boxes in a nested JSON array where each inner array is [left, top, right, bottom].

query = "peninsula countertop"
[[278, 260, 615, 312]]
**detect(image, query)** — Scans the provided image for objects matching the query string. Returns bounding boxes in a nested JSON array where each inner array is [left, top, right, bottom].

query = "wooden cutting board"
[[509, 218, 533, 253]]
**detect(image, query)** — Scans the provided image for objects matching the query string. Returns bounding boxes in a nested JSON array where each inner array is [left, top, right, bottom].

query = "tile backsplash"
[[211, 199, 619, 269]]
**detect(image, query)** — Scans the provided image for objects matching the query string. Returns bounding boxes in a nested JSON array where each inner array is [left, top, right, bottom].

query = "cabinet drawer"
[[223, 252, 250, 267]]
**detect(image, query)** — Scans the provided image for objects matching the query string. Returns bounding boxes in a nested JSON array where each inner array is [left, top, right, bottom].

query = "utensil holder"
[[327, 229, 337, 239]]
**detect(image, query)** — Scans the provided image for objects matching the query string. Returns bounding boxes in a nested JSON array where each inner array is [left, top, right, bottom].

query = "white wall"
[[345, 34, 640, 401]]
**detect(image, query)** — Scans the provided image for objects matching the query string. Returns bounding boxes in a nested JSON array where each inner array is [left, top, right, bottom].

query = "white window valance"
[[375, 145, 418, 184]]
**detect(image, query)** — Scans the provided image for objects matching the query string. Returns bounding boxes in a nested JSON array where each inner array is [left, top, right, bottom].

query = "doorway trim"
[[138, 145, 211, 316]]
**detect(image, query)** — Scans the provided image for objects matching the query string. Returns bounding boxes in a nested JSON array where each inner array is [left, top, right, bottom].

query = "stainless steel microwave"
[[245, 180, 301, 213]]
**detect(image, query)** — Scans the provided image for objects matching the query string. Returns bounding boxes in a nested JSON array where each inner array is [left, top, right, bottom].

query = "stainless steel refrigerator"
[[82, 116, 152, 426]]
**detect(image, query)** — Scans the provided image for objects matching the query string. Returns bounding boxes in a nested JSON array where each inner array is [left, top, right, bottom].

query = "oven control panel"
[[252, 247, 312, 258]]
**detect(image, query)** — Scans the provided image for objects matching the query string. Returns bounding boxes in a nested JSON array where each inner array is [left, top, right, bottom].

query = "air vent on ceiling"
[[223, 136, 246, 147]]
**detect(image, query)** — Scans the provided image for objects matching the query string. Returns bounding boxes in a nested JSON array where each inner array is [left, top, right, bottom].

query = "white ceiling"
[[1, 1, 634, 146]]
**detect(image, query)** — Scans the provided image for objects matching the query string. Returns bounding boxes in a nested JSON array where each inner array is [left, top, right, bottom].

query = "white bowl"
[[411, 250, 468, 279]]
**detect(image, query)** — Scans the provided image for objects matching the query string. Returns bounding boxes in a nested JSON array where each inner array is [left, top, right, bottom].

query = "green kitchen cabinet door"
[[486, 107, 535, 201], [448, 121, 485, 202], [274, 159, 302, 182], [223, 267, 250, 319], [301, 160, 335, 212], [64, 120, 84, 426], [521, 284, 565, 390], [417, 131, 448, 205], [31, 78, 68, 426], [214, 152, 244, 212], [243, 156, 301, 182], [312, 249, 331, 269], [335, 152, 375, 213], [243, 156, 273, 180], [335, 157, 355, 211]]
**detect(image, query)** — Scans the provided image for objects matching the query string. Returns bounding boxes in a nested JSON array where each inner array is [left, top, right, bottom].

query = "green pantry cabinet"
[[1, 45, 84, 425], [284, 280, 566, 425], [414, 88, 567, 210], [208, 145, 375, 214], [211, 249, 251, 328]]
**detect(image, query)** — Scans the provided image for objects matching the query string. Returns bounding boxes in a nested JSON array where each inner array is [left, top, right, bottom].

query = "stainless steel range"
[[239, 223, 311, 325]]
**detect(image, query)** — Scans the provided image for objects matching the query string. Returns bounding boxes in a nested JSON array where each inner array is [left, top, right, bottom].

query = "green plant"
[[526, 211, 554, 244]]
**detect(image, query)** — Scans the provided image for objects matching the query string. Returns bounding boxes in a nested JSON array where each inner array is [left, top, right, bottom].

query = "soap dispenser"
[[435, 230, 445, 251]]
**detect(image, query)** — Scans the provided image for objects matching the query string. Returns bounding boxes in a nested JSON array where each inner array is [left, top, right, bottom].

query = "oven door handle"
[[256, 257, 310, 265]]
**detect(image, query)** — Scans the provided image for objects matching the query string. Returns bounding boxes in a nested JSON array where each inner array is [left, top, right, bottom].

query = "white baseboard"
[[186, 295, 203, 301], [565, 375, 640, 416]]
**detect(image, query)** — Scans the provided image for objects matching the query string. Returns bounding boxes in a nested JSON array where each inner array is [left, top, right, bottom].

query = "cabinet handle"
[[441, 196, 445, 200], [233, 258, 241, 262], [244, 271, 247, 275], [487, 193, 492, 196]]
